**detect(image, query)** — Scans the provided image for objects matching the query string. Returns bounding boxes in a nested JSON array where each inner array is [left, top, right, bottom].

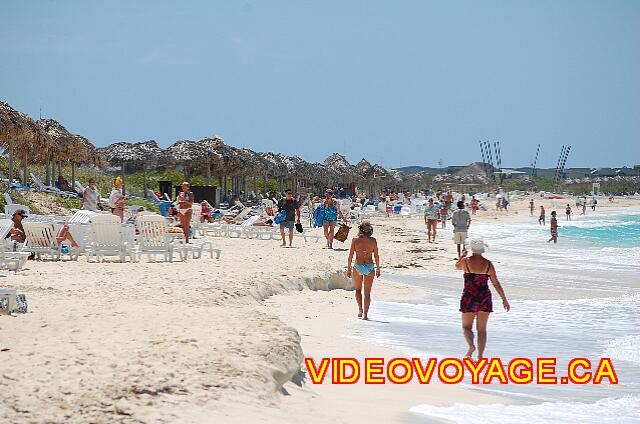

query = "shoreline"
[[1, 198, 639, 423]]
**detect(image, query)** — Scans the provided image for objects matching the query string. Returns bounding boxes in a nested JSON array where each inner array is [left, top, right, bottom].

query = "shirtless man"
[[346, 221, 381, 320], [548, 211, 558, 243]]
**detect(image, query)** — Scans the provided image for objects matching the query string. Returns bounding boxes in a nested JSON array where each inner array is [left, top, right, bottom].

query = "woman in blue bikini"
[[347, 221, 381, 320]]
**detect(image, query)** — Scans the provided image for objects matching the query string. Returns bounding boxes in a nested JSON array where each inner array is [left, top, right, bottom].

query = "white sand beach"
[[1, 197, 639, 423]]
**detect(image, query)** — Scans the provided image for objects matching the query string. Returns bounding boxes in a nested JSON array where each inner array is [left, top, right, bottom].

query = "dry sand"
[[1, 196, 638, 423]]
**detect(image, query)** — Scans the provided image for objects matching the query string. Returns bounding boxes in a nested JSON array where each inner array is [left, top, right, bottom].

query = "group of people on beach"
[[341, 191, 510, 360]]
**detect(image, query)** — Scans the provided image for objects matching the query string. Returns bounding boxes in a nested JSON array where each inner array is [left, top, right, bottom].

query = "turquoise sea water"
[[559, 213, 640, 247], [350, 208, 640, 424]]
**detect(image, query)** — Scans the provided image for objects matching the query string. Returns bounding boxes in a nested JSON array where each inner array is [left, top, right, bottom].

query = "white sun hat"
[[470, 239, 487, 253]]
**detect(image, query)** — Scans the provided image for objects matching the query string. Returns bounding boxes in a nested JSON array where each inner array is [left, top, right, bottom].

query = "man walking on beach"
[[424, 198, 439, 243], [452, 200, 471, 258], [277, 189, 301, 247], [539, 205, 546, 225], [548, 211, 558, 244], [529, 199, 535, 216]]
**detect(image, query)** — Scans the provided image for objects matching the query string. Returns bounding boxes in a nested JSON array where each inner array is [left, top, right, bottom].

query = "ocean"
[[349, 208, 640, 423]]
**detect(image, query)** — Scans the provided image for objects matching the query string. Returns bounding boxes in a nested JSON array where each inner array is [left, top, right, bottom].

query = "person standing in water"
[[565, 204, 572, 221], [548, 211, 558, 243], [539, 205, 546, 225], [346, 221, 381, 320], [455, 240, 510, 359]]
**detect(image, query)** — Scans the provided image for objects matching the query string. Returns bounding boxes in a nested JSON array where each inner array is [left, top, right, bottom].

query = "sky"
[[1, 0, 638, 169]]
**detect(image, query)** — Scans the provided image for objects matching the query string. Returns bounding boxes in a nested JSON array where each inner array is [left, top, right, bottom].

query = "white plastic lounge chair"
[[22, 221, 79, 261], [89, 214, 136, 262], [0, 219, 29, 271], [5, 204, 30, 218], [30, 173, 75, 198], [135, 214, 178, 262], [74, 181, 85, 195], [3, 192, 13, 206], [147, 188, 162, 205], [68, 210, 100, 224]]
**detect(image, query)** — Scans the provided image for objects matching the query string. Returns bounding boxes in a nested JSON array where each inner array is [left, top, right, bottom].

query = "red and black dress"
[[459, 259, 493, 313]]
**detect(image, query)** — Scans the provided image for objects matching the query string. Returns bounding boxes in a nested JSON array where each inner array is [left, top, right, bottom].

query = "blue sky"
[[1, 0, 638, 169]]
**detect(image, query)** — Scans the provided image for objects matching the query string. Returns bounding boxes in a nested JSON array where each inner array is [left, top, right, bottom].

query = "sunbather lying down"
[[220, 212, 273, 226], [56, 223, 79, 248]]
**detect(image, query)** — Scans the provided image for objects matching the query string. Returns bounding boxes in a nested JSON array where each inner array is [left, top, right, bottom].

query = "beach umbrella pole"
[[8, 147, 14, 182], [143, 163, 148, 199], [121, 161, 126, 193], [71, 161, 76, 191]]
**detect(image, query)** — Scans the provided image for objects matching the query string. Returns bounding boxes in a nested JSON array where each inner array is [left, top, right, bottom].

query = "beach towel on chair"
[[334, 223, 351, 242]]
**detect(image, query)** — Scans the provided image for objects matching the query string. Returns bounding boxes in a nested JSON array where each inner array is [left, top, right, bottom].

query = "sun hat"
[[469, 239, 487, 253]]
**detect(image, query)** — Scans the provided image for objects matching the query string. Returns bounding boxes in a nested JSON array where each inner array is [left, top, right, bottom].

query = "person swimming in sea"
[[346, 221, 381, 320], [455, 240, 510, 359]]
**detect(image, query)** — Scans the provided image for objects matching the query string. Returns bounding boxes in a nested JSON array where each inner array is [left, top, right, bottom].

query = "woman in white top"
[[81, 179, 101, 212], [177, 181, 194, 243]]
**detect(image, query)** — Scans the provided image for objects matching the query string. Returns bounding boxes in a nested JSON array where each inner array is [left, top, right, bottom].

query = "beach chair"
[[30, 173, 75, 198], [74, 181, 85, 195], [0, 219, 29, 271], [3, 192, 13, 206], [5, 204, 30, 217], [135, 214, 178, 262], [22, 221, 79, 261], [68, 210, 100, 224], [88, 214, 136, 262]]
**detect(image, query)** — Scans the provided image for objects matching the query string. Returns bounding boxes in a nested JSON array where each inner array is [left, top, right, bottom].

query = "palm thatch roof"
[[35, 119, 76, 162], [0, 100, 51, 152], [323, 153, 359, 182], [100, 140, 163, 164]]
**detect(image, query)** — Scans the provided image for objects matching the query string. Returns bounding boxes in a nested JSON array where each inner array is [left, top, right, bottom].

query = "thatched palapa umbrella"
[[36, 118, 78, 185], [0, 100, 52, 184], [101, 140, 163, 195]]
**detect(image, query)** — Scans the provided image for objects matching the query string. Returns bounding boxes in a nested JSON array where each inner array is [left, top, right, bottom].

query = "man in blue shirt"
[[452, 200, 471, 258]]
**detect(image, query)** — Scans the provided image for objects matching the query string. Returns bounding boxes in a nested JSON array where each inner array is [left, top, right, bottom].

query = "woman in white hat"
[[455, 239, 510, 359]]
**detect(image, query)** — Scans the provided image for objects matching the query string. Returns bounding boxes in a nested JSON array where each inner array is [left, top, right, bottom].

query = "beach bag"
[[313, 205, 324, 228], [273, 210, 286, 224], [295, 222, 304, 233], [334, 223, 351, 242]]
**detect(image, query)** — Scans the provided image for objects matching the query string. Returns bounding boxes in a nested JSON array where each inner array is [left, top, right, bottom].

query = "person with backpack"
[[276, 189, 300, 247]]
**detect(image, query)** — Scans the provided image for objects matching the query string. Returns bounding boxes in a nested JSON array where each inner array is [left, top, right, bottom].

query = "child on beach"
[[548, 211, 558, 243], [200, 201, 214, 223], [346, 221, 381, 320], [440, 204, 448, 229]]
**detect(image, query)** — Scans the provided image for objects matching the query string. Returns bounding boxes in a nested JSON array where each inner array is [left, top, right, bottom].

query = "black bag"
[[295, 222, 303, 233]]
